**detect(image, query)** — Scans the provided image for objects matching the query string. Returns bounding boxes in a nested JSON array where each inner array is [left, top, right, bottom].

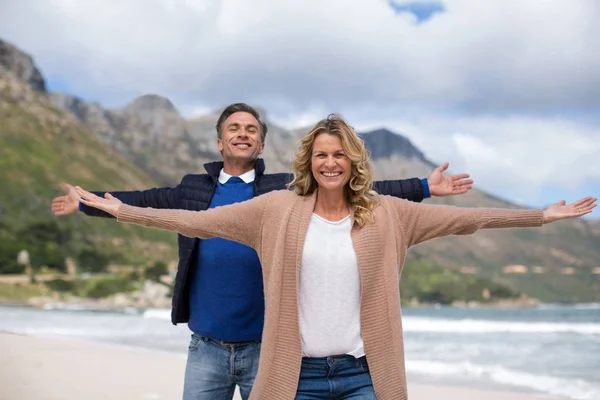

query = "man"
[[52, 103, 473, 400]]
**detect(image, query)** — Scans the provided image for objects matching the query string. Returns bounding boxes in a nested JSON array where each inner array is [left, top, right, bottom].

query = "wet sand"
[[0, 332, 562, 400]]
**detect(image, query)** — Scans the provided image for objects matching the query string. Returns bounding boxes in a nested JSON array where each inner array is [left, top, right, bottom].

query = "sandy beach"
[[0, 331, 562, 400]]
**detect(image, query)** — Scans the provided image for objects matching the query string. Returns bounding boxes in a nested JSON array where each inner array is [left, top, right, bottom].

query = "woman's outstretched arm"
[[74, 186, 271, 250], [391, 196, 596, 248]]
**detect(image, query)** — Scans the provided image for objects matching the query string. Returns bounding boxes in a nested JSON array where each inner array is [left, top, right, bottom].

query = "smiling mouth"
[[321, 172, 342, 177], [233, 143, 251, 149]]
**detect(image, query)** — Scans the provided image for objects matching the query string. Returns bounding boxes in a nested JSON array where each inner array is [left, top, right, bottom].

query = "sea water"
[[1, 304, 598, 399]]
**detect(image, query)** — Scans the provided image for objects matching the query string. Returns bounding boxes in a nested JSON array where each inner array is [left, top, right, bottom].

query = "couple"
[[54, 105, 595, 399]]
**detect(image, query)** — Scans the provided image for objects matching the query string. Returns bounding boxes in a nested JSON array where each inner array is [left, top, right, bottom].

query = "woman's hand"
[[74, 186, 123, 218], [543, 197, 596, 224]]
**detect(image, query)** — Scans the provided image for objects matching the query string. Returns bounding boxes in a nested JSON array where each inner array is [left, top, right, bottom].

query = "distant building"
[[560, 267, 576, 275], [503, 264, 528, 274], [459, 266, 478, 274]]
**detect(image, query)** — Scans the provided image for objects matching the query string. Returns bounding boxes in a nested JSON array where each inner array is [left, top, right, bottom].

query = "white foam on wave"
[[407, 359, 600, 400], [42, 303, 97, 311], [41, 303, 141, 315], [402, 316, 600, 335], [7, 327, 116, 338], [539, 303, 600, 310], [143, 308, 171, 320]]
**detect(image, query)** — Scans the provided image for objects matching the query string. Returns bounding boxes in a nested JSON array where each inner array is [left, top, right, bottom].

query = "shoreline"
[[0, 297, 568, 311], [0, 331, 566, 400]]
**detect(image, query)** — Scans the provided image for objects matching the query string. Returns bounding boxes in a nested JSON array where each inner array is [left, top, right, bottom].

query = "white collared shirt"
[[218, 169, 256, 184]]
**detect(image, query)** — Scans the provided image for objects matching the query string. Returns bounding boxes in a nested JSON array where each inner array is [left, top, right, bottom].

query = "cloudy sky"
[[1, 0, 599, 208]]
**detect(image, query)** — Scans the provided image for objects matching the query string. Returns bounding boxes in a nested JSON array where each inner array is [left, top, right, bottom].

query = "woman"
[[76, 114, 596, 400]]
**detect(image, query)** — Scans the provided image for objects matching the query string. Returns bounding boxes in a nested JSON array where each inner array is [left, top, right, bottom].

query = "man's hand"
[[427, 162, 474, 197], [51, 183, 80, 216]]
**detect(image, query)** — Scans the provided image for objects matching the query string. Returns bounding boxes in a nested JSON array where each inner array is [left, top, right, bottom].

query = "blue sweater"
[[187, 178, 264, 341]]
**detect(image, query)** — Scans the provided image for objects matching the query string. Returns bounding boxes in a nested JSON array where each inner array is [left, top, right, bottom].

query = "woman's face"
[[311, 133, 352, 193]]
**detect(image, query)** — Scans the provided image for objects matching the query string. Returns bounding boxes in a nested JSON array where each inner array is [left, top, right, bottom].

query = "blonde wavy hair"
[[287, 114, 376, 228]]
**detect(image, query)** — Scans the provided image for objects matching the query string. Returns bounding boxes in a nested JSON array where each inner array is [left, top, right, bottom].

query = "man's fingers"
[[452, 174, 470, 181], [51, 200, 66, 215], [51, 197, 65, 210], [454, 185, 472, 194], [60, 183, 73, 193], [455, 179, 474, 186], [437, 162, 450, 172]]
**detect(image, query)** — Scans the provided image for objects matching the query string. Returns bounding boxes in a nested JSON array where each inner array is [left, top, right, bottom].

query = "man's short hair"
[[216, 103, 268, 143]]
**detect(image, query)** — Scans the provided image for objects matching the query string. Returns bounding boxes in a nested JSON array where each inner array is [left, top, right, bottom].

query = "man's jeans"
[[183, 333, 261, 400], [295, 354, 376, 399]]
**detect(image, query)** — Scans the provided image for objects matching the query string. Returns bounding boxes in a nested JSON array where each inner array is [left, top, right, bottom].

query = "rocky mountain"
[[49, 91, 302, 184], [3, 38, 600, 301], [0, 40, 177, 267], [0, 39, 46, 93]]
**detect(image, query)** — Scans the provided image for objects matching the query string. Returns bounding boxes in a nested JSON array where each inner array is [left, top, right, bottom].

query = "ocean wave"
[[143, 308, 600, 334], [539, 303, 600, 310], [402, 316, 600, 335], [41, 303, 141, 315], [140, 308, 600, 335], [143, 308, 171, 320], [6, 327, 117, 337], [407, 359, 600, 400]]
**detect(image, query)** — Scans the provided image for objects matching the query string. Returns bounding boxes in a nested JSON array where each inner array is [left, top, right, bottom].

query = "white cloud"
[[2, 0, 599, 111], [1, 0, 599, 205], [353, 113, 600, 205]]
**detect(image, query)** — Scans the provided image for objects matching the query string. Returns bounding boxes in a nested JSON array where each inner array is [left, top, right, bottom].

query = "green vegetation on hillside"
[[400, 261, 519, 304], [45, 275, 138, 299], [0, 282, 48, 301], [0, 96, 177, 274]]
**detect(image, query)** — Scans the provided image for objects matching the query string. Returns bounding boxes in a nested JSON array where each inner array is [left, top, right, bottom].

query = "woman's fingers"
[[572, 197, 596, 208], [567, 197, 597, 216], [75, 186, 101, 203], [74, 187, 103, 208]]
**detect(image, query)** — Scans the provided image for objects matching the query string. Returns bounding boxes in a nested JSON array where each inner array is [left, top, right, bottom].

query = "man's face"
[[218, 112, 265, 163]]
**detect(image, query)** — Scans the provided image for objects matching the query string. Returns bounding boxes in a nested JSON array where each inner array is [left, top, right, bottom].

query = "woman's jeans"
[[295, 354, 376, 399]]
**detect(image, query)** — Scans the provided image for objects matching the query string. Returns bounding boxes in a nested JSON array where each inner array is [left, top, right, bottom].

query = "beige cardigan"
[[117, 189, 544, 399]]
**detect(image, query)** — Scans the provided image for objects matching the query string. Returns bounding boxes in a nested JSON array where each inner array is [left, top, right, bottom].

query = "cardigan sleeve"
[[390, 197, 544, 247], [116, 191, 272, 250]]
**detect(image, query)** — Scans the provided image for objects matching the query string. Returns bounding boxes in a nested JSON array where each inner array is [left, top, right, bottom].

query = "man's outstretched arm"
[[51, 183, 179, 219], [372, 162, 474, 202]]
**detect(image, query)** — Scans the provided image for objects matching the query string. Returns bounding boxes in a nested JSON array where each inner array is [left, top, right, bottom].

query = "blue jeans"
[[296, 355, 376, 399], [183, 333, 261, 400]]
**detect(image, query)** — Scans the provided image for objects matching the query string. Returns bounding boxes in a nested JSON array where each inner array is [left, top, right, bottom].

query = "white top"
[[299, 213, 365, 358], [218, 169, 255, 184]]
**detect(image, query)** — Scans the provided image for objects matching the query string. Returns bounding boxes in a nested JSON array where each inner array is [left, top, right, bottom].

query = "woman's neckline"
[[312, 212, 351, 224]]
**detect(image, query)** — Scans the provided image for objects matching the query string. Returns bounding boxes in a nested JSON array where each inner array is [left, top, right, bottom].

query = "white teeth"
[[235, 144, 250, 148], [322, 172, 341, 177]]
